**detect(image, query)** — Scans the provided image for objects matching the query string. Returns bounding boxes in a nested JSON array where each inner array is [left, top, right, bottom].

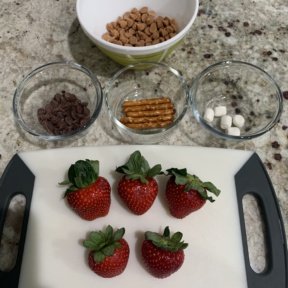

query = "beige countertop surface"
[[0, 0, 287, 281]]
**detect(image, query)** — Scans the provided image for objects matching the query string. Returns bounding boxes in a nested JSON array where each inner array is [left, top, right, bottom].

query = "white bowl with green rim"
[[76, 0, 199, 66]]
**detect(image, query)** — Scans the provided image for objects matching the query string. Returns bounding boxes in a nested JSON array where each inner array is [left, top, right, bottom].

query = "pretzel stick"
[[124, 103, 174, 113], [123, 97, 171, 107], [124, 120, 172, 129], [120, 114, 174, 124], [126, 108, 175, 118]]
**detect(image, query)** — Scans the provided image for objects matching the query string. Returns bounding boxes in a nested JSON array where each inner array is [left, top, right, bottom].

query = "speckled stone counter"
[[0, 0, 287, 278]]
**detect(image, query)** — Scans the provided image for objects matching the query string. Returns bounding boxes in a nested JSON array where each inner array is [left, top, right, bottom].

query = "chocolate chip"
[[243, 21, 249, 27], [225, 32, 231, 37], [283, 91, 288, 100], [274, 153, 282, 161], [282, 125, 288, 130], [37, 91, 91, 135]]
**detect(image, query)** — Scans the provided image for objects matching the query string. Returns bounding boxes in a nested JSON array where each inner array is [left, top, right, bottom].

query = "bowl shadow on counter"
[[67, 18, 121, 79]]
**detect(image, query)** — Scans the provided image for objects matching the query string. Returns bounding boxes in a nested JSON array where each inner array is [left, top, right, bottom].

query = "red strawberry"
[[116, 150, 162, 215], [165, 168, 221, 218], [141, 226, 188, 278], [60, 159, 111, 220], [83, 225, 130, 278]]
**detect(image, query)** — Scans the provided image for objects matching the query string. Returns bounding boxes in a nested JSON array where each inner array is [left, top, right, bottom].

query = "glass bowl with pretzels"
[[105, 62, 189, 143]]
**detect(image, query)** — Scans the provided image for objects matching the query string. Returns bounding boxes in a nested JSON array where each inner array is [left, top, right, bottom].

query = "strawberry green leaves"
[[166, 168, 221, 202], [60, 159, 100, 194], [83, 225, 125, 263], [116, 151, 162, 184], [145, 226, 188, 252]]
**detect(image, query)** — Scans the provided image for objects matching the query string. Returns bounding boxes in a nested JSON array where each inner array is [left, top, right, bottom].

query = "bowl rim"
[[76, 0, 199, 55], [13, 61, 103, 141], [104, 61, 189, 137], [189, 59, 283, 140]]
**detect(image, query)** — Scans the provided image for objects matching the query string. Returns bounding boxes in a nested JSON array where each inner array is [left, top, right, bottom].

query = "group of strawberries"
[[60, 150, 221, 279]]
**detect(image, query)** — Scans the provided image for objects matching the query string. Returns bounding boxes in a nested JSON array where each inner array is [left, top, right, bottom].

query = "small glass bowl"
[[105, 62, 189, 144], [13, 61, 103, 141], [189, 60, 283, 140]]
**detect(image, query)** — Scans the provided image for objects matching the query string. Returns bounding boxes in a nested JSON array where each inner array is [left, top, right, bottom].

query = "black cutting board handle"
[[235, 153, 288, 288], [0, 154, 35, 288]]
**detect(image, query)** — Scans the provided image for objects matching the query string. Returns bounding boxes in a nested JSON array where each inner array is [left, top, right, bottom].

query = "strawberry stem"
[[83, 225, 125, 263], [145, 226, 188, 252], [166, 168, 221, 202], [59, 159, 100, 195], [116, 151, 163, 184]]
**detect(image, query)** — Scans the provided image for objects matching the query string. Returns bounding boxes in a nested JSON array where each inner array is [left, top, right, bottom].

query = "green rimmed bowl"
[[76, 0, 199, 66]]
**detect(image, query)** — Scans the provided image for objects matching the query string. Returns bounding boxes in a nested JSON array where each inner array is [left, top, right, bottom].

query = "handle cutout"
[[0, 194, 26, 272], [242, 193, 269, 273]]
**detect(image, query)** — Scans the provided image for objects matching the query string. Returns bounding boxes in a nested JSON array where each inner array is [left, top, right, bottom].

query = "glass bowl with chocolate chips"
[[13, 61, 103, 141], [105, 62, 189, 144], [189, 60, 283, 140]]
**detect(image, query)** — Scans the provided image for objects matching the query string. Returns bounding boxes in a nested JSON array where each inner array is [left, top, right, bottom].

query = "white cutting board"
[[18, 145, 252, 288]]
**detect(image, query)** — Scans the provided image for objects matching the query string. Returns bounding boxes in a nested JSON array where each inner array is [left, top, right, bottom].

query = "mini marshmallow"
[[227, 126, 241, 136], [220, 115, 232, 130], [203, 108, 214, 122], [214, 105, 227, 117], [233, 114, 245, 128]]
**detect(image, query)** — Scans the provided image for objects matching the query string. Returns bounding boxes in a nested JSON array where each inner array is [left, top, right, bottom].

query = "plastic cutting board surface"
[[17, 145, 252, 288]]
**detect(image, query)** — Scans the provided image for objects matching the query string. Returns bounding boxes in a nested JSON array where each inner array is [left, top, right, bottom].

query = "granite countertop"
[[0, 0, 287, 280]]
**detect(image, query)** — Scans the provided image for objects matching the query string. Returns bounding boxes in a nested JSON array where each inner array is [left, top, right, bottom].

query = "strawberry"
[[83, 225, 130, 278], [115, 150, 162, 215], [60, 159, 111, 220], [141, 226, 188, 278], [165, 168, 221, 218]]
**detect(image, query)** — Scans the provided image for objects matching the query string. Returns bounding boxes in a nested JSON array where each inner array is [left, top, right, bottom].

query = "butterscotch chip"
[[159, 28, 168, 37], [156, 16, 164, 29], [130, 13, 138, 21], [141, 13, 148, 22], [118, 20, 128, 29], [123, 12, 131, 20], [144, 26, 152, 36], [149, 22, 157, 33], [102, 32, 113, 41], [106, 23, 114, 31], [126, 18, 134, 28], [129, 36, 137, 45], [110, 29, 120, 38], [136, 39, 145, 46], [152, 31, 160, 40], [139, 6, 148, 13], [136, 22, 146, 31], [152, 39, 160, 45], [145, 16, 154, 25], [148, 10, 157, 17], [112, 39, 122, 45], [128, 28, 135, 35], [145, 36, 152, 43], [120, 35, 129, 44]]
